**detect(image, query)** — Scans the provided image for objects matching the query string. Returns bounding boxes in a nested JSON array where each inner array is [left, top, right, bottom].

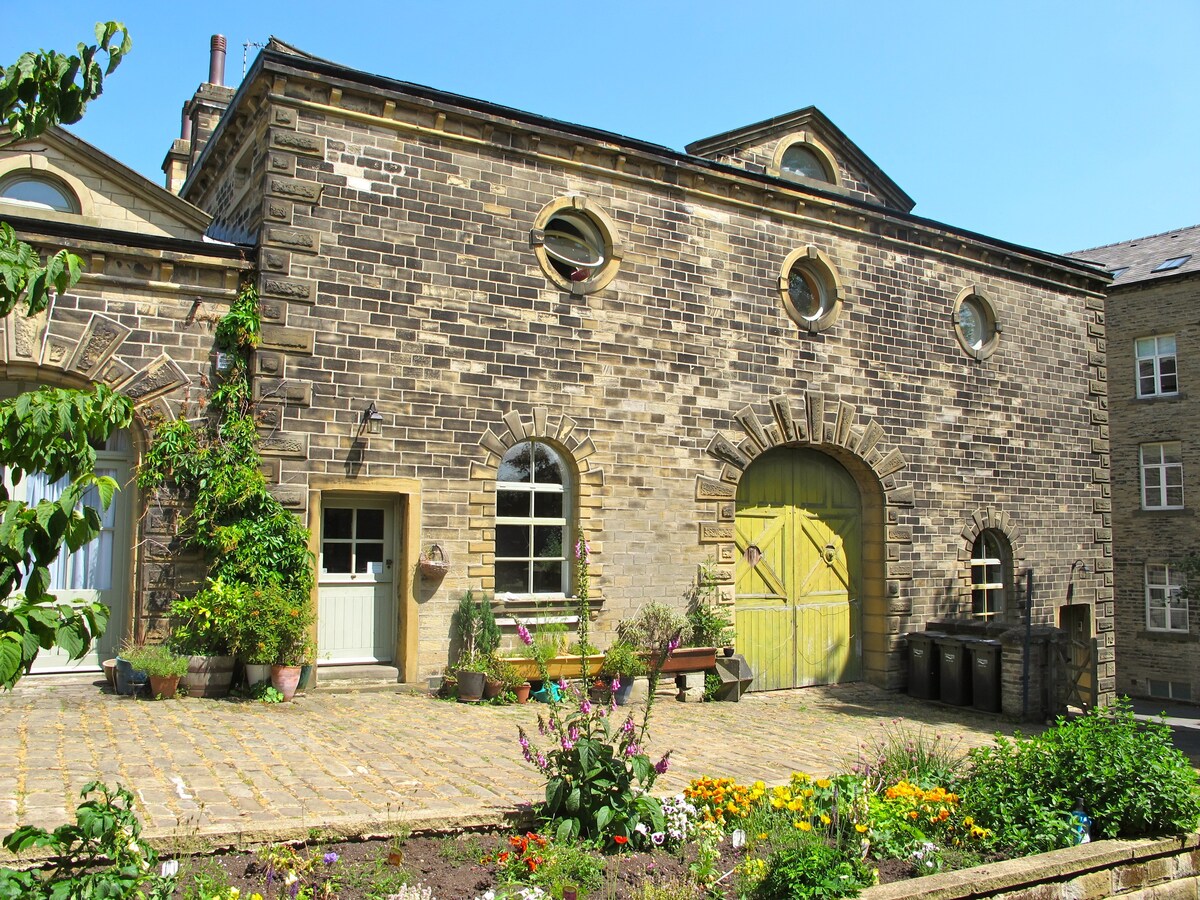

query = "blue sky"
[[3, 1, 1197, 255]]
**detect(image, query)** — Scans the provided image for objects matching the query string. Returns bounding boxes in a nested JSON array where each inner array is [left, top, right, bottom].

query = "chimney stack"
[[208, 35, 227, 87], [162, 34, 236, 194]]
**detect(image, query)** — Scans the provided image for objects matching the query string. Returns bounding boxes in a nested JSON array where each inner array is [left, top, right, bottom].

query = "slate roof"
[[1069, 224, 1200, 287]]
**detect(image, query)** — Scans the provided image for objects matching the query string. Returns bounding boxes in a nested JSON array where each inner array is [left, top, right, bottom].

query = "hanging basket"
[[419, 544, 450, 578]]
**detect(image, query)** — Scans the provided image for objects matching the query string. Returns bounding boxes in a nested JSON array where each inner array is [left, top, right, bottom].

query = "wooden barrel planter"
[[182, 655, 235, 698]]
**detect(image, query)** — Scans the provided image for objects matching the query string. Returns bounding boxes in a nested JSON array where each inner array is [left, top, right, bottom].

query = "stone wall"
[[862, 833, 1200, 900], [180, 48, 1114, 686], [1106, 274, 1200, 702]]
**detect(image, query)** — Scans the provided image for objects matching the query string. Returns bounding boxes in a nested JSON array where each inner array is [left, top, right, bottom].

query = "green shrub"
[[752, 835, 874, 900], [167, 578, 248, 657], [600, 640, 646, 677], [0, 782, 174, 899], [963, 699, 1200, 855], [851, 720, 968, 792], [120, 642, 188, 677]]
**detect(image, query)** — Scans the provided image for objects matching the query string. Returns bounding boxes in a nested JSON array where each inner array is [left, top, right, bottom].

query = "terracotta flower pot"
[[149, 674, 180, 699], [483, 677, 503, 700], [271, 664, 302, 701], [514, 682, 532, 703]]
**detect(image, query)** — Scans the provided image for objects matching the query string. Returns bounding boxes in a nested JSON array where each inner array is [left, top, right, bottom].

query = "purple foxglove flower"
[[654, 752, 671, 774], [667, 636, 680, 653], [517, 623, 533, 646], [611, 675, 620, 692], [536, 751, 549, 771], [580, 699, 591, 715], [561, 736, 575, 751], [518, 729, 530, 750], [568, 725, 579, 742], [622, 716, 635, 734], [625, 742, 640, 756], [537, 715, 547, 735]]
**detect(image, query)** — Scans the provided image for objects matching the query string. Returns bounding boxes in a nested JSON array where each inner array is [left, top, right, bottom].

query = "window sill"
[[1137, 629, 1195, 642], [1134, 507, 1193, 517], [1133, 392, 1185, 402]]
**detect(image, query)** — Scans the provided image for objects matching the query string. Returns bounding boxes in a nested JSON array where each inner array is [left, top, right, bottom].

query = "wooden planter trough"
[[500, 655, 603, 681]]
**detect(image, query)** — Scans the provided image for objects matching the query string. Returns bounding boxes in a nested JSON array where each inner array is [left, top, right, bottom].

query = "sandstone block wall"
[[180, 50, 1113, 686], [1107, 275, 1200, 702]]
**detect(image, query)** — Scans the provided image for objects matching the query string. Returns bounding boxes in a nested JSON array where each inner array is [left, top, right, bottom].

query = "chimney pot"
[[180, 103, 192, 141], [208, 34, 227, 86]]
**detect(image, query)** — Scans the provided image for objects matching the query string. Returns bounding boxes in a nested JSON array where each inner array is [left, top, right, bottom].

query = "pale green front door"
[[734, 447, 862, 690]]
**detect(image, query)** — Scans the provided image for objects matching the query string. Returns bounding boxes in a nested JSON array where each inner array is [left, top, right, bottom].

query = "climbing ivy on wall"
[[139, 280, 313, 604]]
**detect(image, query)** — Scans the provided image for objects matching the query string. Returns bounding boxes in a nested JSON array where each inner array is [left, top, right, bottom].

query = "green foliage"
[[139, 282, 314, 614], [235, 582, 313, 664], [0, 781, 174, 900], [963, 699, 1200, 855], [0, 25, 129, 320], [703, 670, 721, 701], [120, 642, 188, 678], [251, 683, 285, 703], [851, 720, 968, 792], [0, 23, 130, 146], [752, 834, 874, 900], [453, 590, 500, 662], [167, 578, 247, 657], [520, 696, 669, 848], [617, 601, 692, 658], [684, 558, 734, 648], [0, 385, 133, 688], [492, 832, 604, 896], [600, 640, 646, 677]]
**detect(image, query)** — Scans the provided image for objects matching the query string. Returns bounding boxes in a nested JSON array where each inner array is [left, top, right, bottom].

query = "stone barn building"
[[4, 36, 1114, 711]]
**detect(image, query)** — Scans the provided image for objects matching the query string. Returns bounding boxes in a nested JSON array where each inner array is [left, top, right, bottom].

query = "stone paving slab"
[[0, 677, 1022, 845]]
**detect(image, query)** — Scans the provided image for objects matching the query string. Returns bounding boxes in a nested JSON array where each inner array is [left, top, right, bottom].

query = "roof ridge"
[[1072, 222, 1200, 254]]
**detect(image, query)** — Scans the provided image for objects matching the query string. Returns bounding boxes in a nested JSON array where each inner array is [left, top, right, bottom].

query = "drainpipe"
[[1022, 568, 1033, 720]]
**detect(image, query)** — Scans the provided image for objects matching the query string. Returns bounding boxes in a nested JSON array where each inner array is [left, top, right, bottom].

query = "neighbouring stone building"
[[1070, 225, 1200, 704], [4, 36, 1115, 711]]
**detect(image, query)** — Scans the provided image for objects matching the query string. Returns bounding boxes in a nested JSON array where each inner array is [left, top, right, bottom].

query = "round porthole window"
[[531, 197, 623, 294], [952, 288, 1000, 359], [778, 246, 843, 333]]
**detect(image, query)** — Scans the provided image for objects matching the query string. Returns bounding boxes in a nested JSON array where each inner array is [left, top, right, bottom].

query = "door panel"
[[318, 499, 396, 663], [735, 448, 862, 689]]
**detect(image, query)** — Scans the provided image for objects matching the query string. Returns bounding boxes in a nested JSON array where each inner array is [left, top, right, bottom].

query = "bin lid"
[[907, 631, 948, 641]]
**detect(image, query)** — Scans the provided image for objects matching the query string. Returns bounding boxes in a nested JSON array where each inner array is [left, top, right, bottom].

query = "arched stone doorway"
[[735, 447, 862, 689], [697, 391, 913, 690]]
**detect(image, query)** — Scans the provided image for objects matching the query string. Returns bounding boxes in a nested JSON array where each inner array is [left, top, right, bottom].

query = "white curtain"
[[22, 468, 115, 592]]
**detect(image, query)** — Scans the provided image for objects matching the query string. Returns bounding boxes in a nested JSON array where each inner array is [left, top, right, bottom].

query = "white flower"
[[161, 859, 179, 878], [732, 829, 746, 849], [634, 822, 648, 835]]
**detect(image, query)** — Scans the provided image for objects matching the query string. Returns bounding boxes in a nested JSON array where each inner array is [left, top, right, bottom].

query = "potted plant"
[[454, 652, 490, 703], [233, 584, 291, 689], [120, 643, 188, 699], [600, 640, 647, 706], [113, 641, 149, 697], [619, 600, 714, 674], [686, 559, 735, 652], [168, 579, 245, 698], [269, 590, 315, 702]]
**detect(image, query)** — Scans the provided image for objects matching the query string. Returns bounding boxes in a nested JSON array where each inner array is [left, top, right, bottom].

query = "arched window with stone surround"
[[970, 529, 1013, 620], [495, 440, 571, 595]]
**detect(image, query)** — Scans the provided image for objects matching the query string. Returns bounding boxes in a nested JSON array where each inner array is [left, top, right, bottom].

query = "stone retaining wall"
[[863, 834, 1200, 900]]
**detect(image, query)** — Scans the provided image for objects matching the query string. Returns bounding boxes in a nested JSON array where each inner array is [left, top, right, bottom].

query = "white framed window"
[[1135, 335, 1178, 398], [970, 530, 1011, 620], [1145, 564, 1188, 632], [495, 441, 570, 595], [1140, 442, 1184, 509]]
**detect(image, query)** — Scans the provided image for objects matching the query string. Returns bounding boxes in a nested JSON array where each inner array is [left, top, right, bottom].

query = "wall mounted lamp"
[[362, 400, 384, 436]]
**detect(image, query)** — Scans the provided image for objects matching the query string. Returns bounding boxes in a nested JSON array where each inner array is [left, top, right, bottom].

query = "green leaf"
[[555, 818, 574, 843], [595, 805, 613, 834]]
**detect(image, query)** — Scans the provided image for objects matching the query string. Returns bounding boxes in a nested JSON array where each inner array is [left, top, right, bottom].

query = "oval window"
[[952, 290, 1000, 359], [787, 267, 826, 321], [543, 211, 605, 277]]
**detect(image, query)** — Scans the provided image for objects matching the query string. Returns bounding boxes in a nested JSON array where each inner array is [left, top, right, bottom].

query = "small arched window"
[[971, 530, 1012, 620], [780, 144, 831, 182], [0, 173, 80, 214], [496, 441, 570, 595]]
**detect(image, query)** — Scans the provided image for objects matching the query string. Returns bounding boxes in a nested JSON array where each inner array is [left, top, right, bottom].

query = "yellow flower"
[[795, 820, 812, 831], [816, 778, 831, 789], [855, 824, 868, 833], [820, 814, 831, 825]]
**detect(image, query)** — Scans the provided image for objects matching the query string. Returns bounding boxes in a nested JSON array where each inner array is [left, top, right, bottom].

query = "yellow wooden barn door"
[[734, 448, 862, 689]]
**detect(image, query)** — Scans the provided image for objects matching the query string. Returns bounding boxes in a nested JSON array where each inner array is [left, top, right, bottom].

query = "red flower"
[[613, 835, 628, 845]]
